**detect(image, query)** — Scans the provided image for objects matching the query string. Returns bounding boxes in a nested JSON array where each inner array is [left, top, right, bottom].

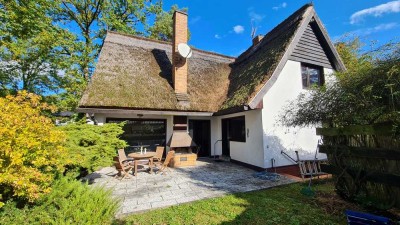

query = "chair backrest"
[[117, 149, 128, 162], [163, 150, 175, 166], [155, 146, 165, 160]]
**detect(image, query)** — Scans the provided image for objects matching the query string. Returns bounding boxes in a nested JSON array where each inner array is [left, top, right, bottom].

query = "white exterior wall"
[[213, 110, 264, 168], [262, 60, 334, 168]]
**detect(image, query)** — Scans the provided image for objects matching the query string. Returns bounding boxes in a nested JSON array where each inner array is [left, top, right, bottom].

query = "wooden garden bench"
[[298, 159, 328, 180]]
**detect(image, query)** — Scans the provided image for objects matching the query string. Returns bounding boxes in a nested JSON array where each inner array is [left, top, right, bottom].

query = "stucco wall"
[[262, 60, 334, 168], [213, 110, 264, 168]]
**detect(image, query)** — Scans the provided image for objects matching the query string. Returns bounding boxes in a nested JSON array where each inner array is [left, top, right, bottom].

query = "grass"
[[119, 180, 354, 225]]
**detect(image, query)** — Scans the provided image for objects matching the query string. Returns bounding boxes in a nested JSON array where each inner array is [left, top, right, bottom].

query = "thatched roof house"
[[79, 4, 343, 114], [78, 4, 345, 172]]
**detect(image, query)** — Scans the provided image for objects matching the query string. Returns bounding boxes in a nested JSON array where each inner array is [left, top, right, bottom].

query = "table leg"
[[134, 160, 138, 176], [149, 158, 153, 174]]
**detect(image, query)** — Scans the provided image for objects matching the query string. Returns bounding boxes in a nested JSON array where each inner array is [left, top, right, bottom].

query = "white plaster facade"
[[211, 110, 264, 168], [261, 60, 333, 168]]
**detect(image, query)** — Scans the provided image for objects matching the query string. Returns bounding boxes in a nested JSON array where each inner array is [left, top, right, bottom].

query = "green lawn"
[[119, 180, 355, 225]]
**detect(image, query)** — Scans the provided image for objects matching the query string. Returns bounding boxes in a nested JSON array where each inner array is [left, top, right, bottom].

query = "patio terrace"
[[86, 158, 295, 216]]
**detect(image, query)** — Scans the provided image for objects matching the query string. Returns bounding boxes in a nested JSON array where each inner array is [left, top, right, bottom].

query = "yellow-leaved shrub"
[[0, 91, 66, 206]]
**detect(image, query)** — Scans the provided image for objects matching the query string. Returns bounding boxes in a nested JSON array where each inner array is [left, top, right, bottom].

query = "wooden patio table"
[[128, 152, 156, 176]]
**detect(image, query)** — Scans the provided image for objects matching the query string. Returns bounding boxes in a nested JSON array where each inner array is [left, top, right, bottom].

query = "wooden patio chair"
[[155, 150, 175, 175], [153, 146, 165, 162], [117, 149, 134, 164], [113, 156, 133, 180]]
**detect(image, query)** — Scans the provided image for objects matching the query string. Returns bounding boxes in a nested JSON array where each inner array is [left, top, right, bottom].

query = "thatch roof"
[[221, 4, 312, 109], [79, 32, 234, 112], [79, 4, 341, 113]]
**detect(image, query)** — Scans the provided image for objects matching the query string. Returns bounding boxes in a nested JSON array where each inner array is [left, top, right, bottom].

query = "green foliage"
[[59, 122, 127, 178], [335, 38, 373, 74], [102, 0, 162, 35], [147, 4, 189, 41], [0, 178, 120, 225], [0, 92, 67, 205], [0, 0, 78, 96], [282, 40, 400, 128], [55, 0, 164, 81]]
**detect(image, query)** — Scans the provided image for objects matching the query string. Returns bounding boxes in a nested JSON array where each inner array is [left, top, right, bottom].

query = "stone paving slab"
[[85, 158, 296, 216]]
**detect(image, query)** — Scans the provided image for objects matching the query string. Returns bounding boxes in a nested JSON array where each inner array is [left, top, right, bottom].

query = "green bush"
[[0, 92, 67, 205], [59, 122, 127, 178], [0, 178, 120, 225]]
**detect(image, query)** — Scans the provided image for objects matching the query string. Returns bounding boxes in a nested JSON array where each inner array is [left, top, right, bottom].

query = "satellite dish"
[[178, 43, 192, 59]]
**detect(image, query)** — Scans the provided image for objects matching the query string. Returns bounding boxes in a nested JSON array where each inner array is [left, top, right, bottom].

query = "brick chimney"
[[172, 11, 188, 95], [252, 35, 264, 46]]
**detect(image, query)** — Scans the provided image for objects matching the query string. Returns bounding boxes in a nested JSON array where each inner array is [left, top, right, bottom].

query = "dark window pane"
[[301, 64, 323, 88], [227, 116, 246, 142], [106, 118, 166, 151], [301, 68, 308, 88]]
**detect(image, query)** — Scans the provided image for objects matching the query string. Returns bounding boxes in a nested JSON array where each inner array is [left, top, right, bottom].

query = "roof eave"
[[213, 105, 250, 116], [76, 107, 213, 116]]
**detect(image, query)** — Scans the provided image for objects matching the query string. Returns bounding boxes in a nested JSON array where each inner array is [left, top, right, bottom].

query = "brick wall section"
[[271, 164, 302, 177], [252, 35, 264, 46], [172, 11, 188, 94]]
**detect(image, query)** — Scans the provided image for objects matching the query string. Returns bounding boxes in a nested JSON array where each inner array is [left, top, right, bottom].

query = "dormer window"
[[301, 63, 324, 88]]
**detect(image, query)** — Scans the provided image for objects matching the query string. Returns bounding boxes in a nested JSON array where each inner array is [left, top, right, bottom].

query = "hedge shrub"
[[59, 122, 127, 178]]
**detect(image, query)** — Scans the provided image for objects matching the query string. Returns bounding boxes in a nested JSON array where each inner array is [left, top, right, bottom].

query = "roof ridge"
[[234, 3, 313, 64], [106, 30, 171, 45], [220, 4, 314, 110], [106, 30, 236, 60], [246, 5, 330, 109]]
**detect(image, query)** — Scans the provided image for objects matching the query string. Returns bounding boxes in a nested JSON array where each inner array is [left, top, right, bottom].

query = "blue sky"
[[163, 0, 400, 57]]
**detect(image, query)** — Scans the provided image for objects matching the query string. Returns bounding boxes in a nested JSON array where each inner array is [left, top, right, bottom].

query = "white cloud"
[[346, 22, 398, 37], [358, 22, 398, 35], [248, 7, 266, 23], [214, 34, 221, 39], [350, 1, 400, 24], [249, 11, 265, 22], [233, 25, 244, 34], [189, 16, 201, 25], [373, 22, 398, 30], [272, 2, 288, 11]]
